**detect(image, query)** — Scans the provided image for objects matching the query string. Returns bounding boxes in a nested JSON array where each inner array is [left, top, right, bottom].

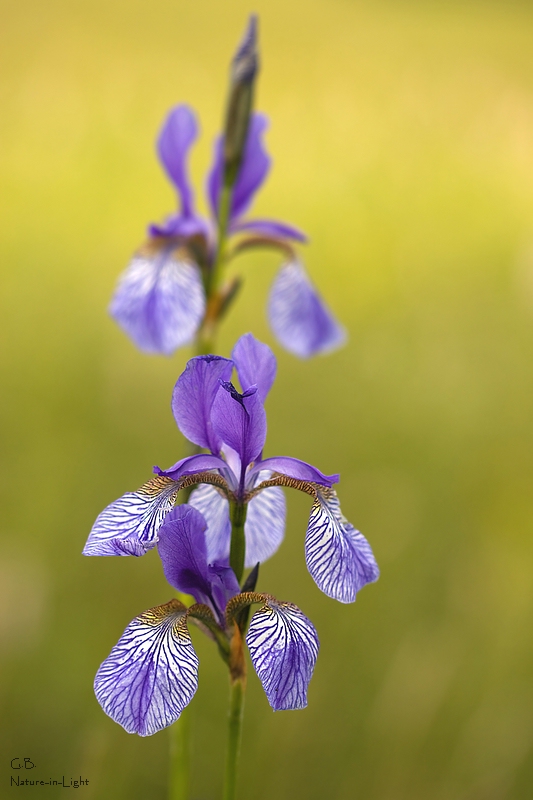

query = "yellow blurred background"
[[2, 0, 533, 797]]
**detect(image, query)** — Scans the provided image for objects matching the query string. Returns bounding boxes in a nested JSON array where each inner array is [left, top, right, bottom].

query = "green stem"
[[223, 677, 246, 800], [229, 501, 247, 583], [169, 706, 190, 800]]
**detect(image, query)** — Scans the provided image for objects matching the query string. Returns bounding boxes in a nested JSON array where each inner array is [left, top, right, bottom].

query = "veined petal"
[[207, 113, 271, 222], [244, 483, 286, 566], [249, 456, 339, 488], [109, 246, 205, 356], [94, 599, 198, 736], [230, 218, 307, 243], [232, 333, 277, 400], [246, 599, 319, 710], [188, 484, 231, 564], [157, 105, 198, 217], [172, 355, 234, 453], [83, 477, 179, 557], [212, 383, 266, 469], [268, 261, 346, 358], [305, 487, 379, 603]]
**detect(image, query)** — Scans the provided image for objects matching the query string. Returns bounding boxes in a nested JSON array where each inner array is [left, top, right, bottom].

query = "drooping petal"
[[109, 246, 205, 356], [244, 485, 286, 566], [94, 599, 198, 736], [211, 383, 266, 470], [172, 355, 234, 453], [230, 218, 307, 243], [154, 452, 230, 482], [188, 483, 231, 564], [207, 113, 271, 222], [83, 477, 179, 557], [246, 599, 319, 710], [268, 261, 346, 358], [305, 487, 379, 603], [157, 105, 198, 217], [157, 506, 239, 617], [232, 332, 277, 400], [249, 456, 339, 488]]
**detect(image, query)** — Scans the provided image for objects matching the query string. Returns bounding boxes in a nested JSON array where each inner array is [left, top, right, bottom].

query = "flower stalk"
[[223, 625, 247, 800]]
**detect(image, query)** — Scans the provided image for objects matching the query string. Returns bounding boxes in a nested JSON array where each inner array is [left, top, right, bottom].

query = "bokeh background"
[[2, 0, 533, 797]]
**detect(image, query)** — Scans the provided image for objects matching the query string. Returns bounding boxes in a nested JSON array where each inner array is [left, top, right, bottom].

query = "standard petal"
[[230, 218, 307, 243], [109, 246, 205, 356], [305, 487, 379, 603], [244, 485, 286, 567], [83, 477, 179, 557], [207, 113, 271, 221], [172, 355, 234, 453], [268, 261, 346, 358], [188, 484, 231, 564], [211, 383, 266, 470], [157, 105, 198, 216], [232, 332, 277, 400], [94, 599, 198, 736], [249, 456, 339, 488], [246, 599, 319, 710]]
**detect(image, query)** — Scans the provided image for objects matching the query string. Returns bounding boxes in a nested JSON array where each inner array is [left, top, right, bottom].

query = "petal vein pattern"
[[305, 487, 379, 603], [109, 251, 205, 355], [94, 600, 199, 736], [244, 484, 285, 566], [83, 477, 179, 556], [246, 601, 319, 710]]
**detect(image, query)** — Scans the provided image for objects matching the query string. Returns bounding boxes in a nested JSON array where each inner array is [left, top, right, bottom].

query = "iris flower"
[[95, 504, 319, 735], [84, 334, 379, 603], [109, 103, 345, 358]]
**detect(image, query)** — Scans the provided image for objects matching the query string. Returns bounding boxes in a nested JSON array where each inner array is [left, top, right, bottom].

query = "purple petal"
[[246, 599, 319, 710], [172, 356, 234, 453], [154, 452, 230, 481], [109, 247, 205, 356], [188, 484, 231, 564], [212, 383, 266, 470], [157, 105, 198, 217], [94, 599, 198, 736], [250, 456, 339, 488], [149, 214, 209, 239], [188, 477, 285, 567], [207, 113, 271, 221], [230, 218, 307, 243], [305, 487, 379, 603], [231, 333, 277, 400], [268, 262, 346, 358], [83, 477, 179, 557]]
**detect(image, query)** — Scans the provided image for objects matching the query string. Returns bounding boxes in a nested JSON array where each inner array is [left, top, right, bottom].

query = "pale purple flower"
[[84, 334, 379, 604], [94, 505, 319, 735]]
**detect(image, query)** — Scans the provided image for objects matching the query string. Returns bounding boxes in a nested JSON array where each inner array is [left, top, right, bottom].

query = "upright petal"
[[94, 599, 199, 736], [172, 355, 234, 453], [157, 105, 198, 217], [246, 599, 319, 710], [207, 113, 271, 222], [305, 487, 379, 603], [109, 245, 205, 356], [83, 476, 179, 557], [230, 218, 307, 243], [268, 261, 346, 358], [212, 383, 266, 471], [232, 332, 277, 400]]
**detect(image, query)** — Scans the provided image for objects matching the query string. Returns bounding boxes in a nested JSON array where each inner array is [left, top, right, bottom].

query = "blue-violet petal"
[[231, 332, 277, 401]]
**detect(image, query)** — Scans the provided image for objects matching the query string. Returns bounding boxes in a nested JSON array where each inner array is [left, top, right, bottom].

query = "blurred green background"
[[2, 0, 533, 797]]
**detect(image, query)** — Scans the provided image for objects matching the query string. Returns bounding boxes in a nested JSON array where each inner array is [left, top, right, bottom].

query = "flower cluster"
[[85, 334, 379, 734]]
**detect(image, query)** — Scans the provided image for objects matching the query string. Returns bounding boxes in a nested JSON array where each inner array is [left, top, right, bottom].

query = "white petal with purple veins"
[[94, 600, 199, 736], [244, 486, 286, 567], [268, 261, 346, 358], [83, 477, 179, 556], [188, 484, 231, 564], [110, 250, 205, 356], [246, 600, 319, 710], [305, 487, 379, 603]]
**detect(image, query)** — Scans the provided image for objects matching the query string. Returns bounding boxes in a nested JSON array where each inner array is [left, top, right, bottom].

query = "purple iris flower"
[[95, 505, 319, 735], [84, 334, 379, 604], [109, 103, 345, 358]]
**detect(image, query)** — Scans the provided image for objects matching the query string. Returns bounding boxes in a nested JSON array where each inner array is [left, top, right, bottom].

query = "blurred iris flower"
[[94, 504, 320, 735], [84, 333, 379, 603], [109, 103, 345, 358]]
